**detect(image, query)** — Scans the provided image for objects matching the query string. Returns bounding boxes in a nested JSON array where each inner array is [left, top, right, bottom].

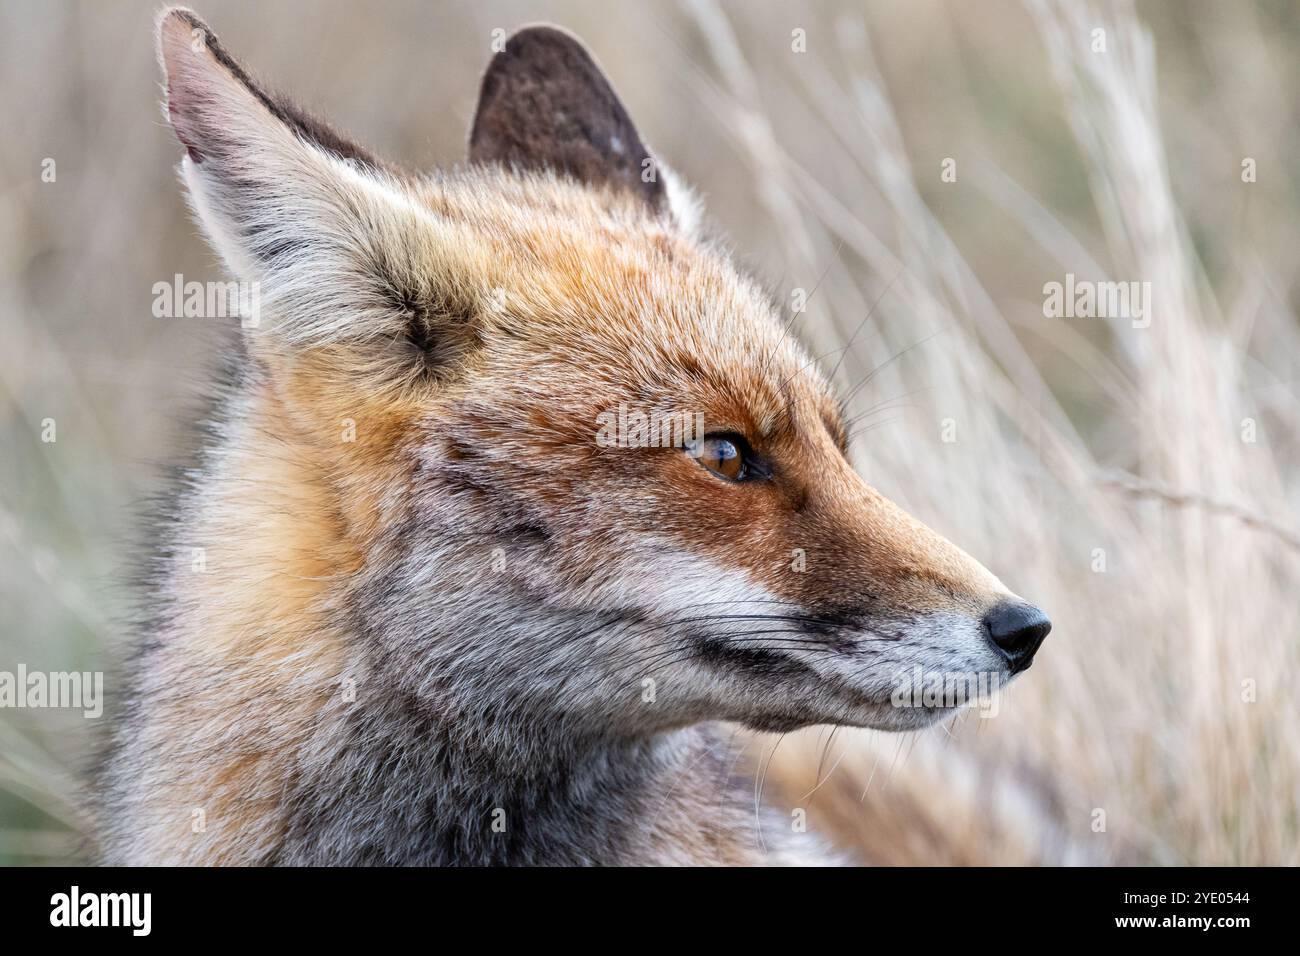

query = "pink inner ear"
[[156, 9, 382, 174], [157, 11, 216, 163], [166, 94, 204, 163]]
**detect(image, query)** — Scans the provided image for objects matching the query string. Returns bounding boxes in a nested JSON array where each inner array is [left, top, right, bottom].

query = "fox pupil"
[[691, 436, 747, 481]]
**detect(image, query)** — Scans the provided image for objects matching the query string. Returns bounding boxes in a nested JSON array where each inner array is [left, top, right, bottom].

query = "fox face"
[[157, 10, 1049, 745]]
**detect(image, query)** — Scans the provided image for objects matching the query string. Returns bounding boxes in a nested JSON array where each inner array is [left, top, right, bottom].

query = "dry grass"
[[1, 0, 1297, 864]]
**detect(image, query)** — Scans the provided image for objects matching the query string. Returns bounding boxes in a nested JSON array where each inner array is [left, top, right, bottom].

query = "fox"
[[99, 7, 1051, 866]]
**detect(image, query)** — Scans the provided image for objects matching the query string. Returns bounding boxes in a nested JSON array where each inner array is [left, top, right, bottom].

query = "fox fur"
[[99, 8, 1047, 865]]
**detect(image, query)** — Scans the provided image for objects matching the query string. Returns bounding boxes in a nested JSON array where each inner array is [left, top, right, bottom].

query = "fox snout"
[[984, 600, 1052, 673]]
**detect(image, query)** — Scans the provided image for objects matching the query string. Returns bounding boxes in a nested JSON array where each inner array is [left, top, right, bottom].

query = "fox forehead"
[[410, 168, 843, 443]]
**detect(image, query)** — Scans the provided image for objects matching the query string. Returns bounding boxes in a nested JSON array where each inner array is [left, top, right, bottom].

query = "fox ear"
[[157, 7, 380, 174], [155, 7, 486, 369], [469, 26, 668, 213]]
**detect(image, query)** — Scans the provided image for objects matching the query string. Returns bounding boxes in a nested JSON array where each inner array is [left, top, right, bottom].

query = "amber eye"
[[686, 434, 754, 482]]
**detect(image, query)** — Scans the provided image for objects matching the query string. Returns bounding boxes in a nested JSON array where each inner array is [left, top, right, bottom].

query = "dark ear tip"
[[497, 23, 593, 57], [478, 24, 602, 87], [476, 24, 595, 103]]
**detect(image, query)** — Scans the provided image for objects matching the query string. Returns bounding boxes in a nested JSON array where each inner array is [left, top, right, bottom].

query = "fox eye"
[[686, 434, 758, 482]]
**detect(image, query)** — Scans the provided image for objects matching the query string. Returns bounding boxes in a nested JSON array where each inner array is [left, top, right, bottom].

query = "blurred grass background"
[[1, 0, 1297, 864]]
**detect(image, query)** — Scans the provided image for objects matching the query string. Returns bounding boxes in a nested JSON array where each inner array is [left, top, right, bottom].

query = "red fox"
[[100, 7, 1050, 865]]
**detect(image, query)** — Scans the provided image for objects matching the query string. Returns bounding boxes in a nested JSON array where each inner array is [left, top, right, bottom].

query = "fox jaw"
[[156, 10, 1049, 746]]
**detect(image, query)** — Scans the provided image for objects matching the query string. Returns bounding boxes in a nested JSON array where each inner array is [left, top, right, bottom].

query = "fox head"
[[156, 9, 1048, 742]]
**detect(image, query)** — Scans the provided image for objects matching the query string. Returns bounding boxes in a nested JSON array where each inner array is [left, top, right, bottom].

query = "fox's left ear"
[[469, 25, 700, 233], [156, 7, 491, 386]]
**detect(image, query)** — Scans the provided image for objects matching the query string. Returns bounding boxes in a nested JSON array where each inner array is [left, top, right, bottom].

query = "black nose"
[[984, 601, 1051, 672]]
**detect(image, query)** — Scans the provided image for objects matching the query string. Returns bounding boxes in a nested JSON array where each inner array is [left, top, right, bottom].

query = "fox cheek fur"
[[99, 7, 1049, 865]]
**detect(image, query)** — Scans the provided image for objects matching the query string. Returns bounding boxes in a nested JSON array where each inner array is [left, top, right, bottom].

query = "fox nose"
[[984, 601, 1051, 672]]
